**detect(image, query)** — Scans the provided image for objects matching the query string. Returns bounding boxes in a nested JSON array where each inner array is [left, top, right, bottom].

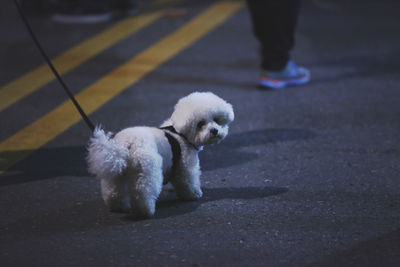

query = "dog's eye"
[[197, 120, 206, 128], [213, 117, 224, 125]]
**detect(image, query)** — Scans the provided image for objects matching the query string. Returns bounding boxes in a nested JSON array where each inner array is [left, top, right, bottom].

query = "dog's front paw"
[[110, 206, 131, 213], [105, 197, 131, 213], [130, 208, 154, 220], [177, 187, 203, 201], [130, 198, 156, 219]]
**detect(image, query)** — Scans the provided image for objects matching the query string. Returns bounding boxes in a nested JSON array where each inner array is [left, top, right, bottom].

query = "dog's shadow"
[[1, 185, 288, 242], [152, 186, 288, 220], [201, 128, 317, 171]]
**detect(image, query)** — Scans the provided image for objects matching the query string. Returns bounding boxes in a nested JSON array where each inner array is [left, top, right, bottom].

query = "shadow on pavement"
[[307, 52, 400, 85], [1, 186, 288, 242], [0, 128, 316, 186], [307, 228, 400, 267], [154, 186, 288, 220], [202, 128, 317, 171]]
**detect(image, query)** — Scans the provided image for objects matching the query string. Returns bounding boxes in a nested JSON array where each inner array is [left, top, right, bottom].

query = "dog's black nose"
[[211, 128, 218, 136]]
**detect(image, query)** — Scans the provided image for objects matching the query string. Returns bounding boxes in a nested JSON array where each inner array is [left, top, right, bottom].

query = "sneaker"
[[259, 60, 310, 89]]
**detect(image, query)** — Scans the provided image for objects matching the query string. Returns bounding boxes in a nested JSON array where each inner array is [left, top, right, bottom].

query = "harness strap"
[[160, 126, 182, 185], [160, 126, 200, 151]]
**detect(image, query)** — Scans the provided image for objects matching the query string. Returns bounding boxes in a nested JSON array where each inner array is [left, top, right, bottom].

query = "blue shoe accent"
[[259, 60, 310, 89]]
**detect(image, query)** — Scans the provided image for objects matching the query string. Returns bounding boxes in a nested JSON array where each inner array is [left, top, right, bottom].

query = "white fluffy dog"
[[87, 92, 234, 218]]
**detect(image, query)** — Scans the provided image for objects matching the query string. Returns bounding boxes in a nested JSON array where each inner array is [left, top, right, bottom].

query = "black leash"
[[13, 0, 95, 132]]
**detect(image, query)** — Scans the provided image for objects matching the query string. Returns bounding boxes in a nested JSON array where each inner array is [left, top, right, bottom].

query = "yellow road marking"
[[0, 1, 244, 174], [0, 0, 182, 112]]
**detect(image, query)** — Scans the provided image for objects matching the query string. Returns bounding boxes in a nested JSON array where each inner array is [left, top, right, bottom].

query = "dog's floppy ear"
[[170, 112, 193, 135], [161, 112, 193, 135], [160, 118, 173, 128], [168, 94, 196, 134], [223, 102, 234, 123]]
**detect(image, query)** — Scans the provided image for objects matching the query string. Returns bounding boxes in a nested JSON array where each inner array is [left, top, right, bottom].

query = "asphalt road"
[[1, 0, 399, 266]]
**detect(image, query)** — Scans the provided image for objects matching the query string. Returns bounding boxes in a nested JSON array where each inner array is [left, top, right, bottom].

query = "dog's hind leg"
[[100, 176, 131, 213], [128, 153, 164, 218]]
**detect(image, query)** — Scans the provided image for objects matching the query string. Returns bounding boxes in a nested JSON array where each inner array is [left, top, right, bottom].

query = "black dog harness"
[[160, 126, 200, 184], [160, 126, 182, 184]]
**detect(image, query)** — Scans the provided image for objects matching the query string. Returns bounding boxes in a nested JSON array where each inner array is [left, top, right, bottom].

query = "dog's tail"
[[87, 126, 129, 179]]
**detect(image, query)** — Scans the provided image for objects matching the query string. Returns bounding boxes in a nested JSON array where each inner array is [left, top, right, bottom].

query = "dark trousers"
[[246, 0, 301, 71]]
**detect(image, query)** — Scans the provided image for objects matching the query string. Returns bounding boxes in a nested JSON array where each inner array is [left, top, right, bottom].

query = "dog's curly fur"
[[87, 92, 234, 218]]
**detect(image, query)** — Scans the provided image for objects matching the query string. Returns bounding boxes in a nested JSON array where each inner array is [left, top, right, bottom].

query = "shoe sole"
[[258, 74, 310, 89]]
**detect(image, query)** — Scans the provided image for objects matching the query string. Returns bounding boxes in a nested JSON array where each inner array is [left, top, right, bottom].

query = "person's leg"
[[246, 0, 301, 71], [246, 0, 309, 89]]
